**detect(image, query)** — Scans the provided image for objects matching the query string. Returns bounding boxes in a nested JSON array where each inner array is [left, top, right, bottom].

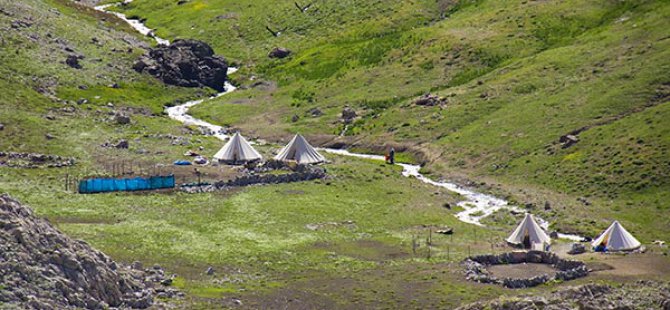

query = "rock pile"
[[413, 93, 447, 106], [463, 251, 589, 288], [133, 39, 228, 91], [456, 280, 670, 310], [0, 151, 75, 168], [0, 194, 180, 309]]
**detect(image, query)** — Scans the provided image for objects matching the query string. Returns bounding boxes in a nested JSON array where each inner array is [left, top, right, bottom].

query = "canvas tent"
[[274, 134, 325, 164], [506, 213, 551, 249], [213, 132, 262, 164], [591, 221, 641, 252]]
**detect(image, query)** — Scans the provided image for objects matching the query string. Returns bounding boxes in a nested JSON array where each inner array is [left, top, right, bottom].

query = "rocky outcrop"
[[456, 281, 670, 310], [0, 194, 177, 309], [133, 39, 228, 91], [463, 251, 589, 289]]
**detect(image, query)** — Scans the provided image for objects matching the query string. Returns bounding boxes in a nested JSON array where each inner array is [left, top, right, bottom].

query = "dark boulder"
[[114, 139, 129, 149], [341, 106, 357, 123], [65, 55, 82, 69], [560, 134, 579, 148], [133, 39, 228, 91], [413, 93, 446, 106], [268, 47, 291, 59], [114, 113, 131, 125], [308, 107, 323, 117]]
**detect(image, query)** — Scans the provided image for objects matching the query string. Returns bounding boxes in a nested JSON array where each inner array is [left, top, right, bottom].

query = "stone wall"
[[0, 151, 75, 168], [181, 165, 326, 193], [463, 251, 589, 288]]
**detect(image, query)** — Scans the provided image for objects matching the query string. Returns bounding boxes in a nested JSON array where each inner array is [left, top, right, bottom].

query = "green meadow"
[[1, 0, 669, 308]]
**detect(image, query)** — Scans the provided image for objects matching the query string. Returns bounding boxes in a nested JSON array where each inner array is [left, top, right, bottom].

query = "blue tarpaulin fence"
[[78, 175, 175, 194]]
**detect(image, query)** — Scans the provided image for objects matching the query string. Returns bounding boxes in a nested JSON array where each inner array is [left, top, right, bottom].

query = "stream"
[[95, 2, 583, 241]]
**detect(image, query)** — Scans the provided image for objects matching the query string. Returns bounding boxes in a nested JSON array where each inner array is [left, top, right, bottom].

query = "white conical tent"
[[591, 221, 641, 251], [213, 132, 262, 163], [274, 134, 325, 164], [506, 213, 551, 248]]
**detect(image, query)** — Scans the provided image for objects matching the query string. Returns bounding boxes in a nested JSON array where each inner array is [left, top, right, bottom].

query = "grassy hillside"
[[1, 0, 670, 308], [112, 0, 670, 240]]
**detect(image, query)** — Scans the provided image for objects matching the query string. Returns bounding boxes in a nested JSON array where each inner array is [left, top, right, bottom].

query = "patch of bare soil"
[[487, 263, 556, 279], [315, 239, 410, 261], [589, 253, 670, 277]]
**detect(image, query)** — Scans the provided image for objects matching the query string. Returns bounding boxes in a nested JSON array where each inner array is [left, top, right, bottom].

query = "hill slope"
[[115, 0, 670, 238]]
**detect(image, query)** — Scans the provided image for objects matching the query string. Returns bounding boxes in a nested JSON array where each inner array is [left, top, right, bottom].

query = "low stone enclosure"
[[181, 162, 327, 193], [463, 251, 589, 289], [0, 151, 75, 168]]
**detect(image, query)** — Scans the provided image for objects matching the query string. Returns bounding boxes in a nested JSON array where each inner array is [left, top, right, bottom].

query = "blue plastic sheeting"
[[173, 160, 192, 166], [78, 175, 175, 194]]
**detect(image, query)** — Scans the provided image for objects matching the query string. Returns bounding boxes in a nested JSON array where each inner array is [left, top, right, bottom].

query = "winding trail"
[[96, 2, 583, 240]]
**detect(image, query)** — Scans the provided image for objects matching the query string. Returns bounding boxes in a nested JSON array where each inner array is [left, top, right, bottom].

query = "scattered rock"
[[10, 19, 32, 29], [133, 39, 228, 91], [291, 114, 299, 122], [413, 93, 447, 106], [77, 98, 88, 105], [560, 134, 579, 148], [457, 281, 670, 310], [308, 107, 323, 117], [577, 197, 591, 206], [0, 123, 4, 131], [45, 133, 55, 140], [268, 47, 291, 59], [341, 106, 357, 123], [568, 243, 586, 255], [65, 55, 82, 69], [114, 113, 131, 125], [206, 267, 215, 275], [114, 139, 129, 149]]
